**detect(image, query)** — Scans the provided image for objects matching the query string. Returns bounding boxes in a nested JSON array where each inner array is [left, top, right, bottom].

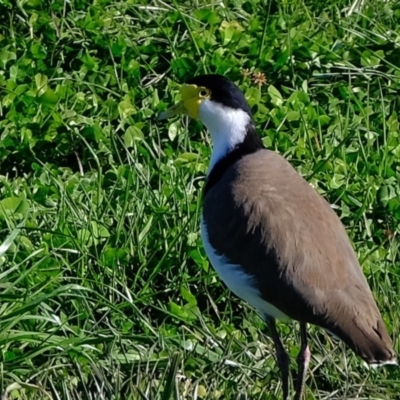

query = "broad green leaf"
[[80, 51, 97, 69], [219, 20, 244, 45], [10, 65, 18, 81], [0, 47, 16, 68], [0, 197, 29, 218], [195, 9, 220, 25], [180, 286, 197, 306], [30, 41, 46, 59], [361, 50, 384, 67], [38, 88, 58, 105], [168, 121, 180, 141], [90, 221, 110, 239], [2, 93, 15, 107], [124, 125, 143, 147], [118, 100, 136, 118], [174, 152, 199, 166], [268, 85, 283, 107], [287, 111, 300, 121], [245, 87, 261, 107], [318, 115, 330, 126], [35, 73, 48, 95]]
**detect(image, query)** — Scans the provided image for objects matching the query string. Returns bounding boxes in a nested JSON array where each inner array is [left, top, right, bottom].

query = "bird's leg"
[[294, 322, 310, 400], [265, 315, 290, 400]]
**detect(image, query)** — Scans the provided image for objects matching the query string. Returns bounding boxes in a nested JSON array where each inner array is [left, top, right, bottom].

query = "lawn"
[[1, 0, 400, 399]]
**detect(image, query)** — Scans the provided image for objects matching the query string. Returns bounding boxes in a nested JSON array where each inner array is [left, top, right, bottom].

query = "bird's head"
[[158, 74, 253, 129], [158, 74, 260, 171]]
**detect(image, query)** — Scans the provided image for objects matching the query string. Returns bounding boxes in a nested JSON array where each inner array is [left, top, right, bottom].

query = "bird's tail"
[[332, 315, 396, 365]]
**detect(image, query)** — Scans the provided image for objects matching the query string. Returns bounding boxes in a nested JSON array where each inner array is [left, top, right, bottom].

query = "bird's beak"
[[157, 84, 200, 121], [157, 101, 185, 121]]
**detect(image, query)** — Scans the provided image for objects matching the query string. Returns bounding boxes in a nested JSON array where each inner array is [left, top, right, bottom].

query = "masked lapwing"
[[158, 74, 396, 399]]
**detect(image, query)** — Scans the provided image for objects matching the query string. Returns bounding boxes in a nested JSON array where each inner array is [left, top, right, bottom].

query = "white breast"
[[200, 219, 289, 321]]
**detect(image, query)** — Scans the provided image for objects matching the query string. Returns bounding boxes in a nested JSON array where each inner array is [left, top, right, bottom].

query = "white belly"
[[200, 219, 289, 320]]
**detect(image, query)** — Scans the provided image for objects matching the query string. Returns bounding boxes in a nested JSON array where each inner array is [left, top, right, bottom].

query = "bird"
[[158, 74, 396, 399]]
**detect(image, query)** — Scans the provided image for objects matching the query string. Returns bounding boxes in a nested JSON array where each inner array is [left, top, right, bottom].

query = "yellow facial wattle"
[[157, 84, 211, 121], [181, 84, 202, 119]]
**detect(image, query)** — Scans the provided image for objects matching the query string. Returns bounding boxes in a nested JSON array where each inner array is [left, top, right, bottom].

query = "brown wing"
[[203, 149, 395, 363]]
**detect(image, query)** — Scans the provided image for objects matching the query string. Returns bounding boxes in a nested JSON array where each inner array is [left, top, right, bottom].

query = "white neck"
[[198, 100, 251, 174]]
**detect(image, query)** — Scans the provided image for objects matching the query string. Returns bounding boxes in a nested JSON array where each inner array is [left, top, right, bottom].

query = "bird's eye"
[[199, 89, 209, 97]]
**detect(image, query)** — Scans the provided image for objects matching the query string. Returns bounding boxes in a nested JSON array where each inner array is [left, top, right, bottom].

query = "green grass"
[[1, 0, 400, 398]]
